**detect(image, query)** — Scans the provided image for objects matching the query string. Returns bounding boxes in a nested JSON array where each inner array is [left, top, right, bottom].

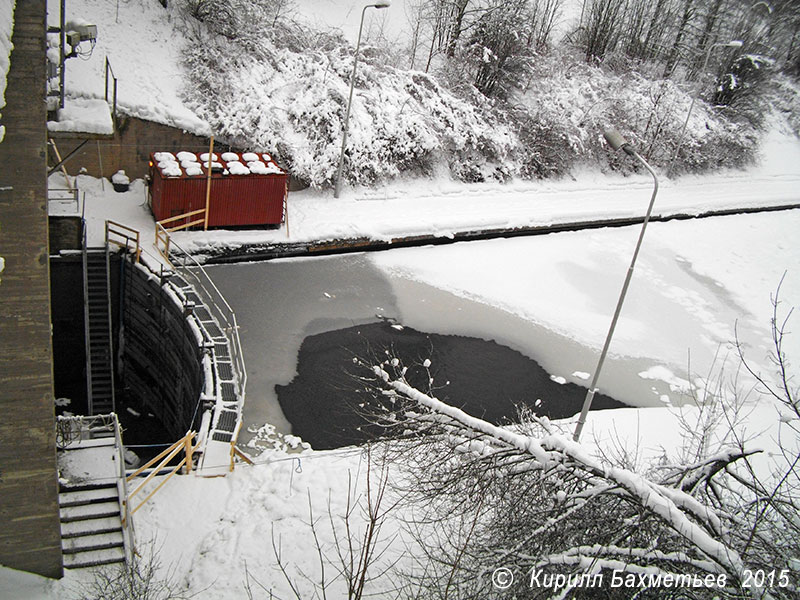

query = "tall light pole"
[[667, 40, 743, 177], [333, 1, 391, 198], [573, 128, 660, 442]]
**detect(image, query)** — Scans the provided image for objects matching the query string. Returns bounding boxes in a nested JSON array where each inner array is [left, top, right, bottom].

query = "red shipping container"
[[148, 151, 288, 227]]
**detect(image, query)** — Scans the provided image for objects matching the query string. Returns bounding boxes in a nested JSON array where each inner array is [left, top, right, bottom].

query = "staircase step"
[[63, 531, 124, 554], [59, 487, 118, 508], [63, 546, 125, 570], [61, 515, 123, 538], [61, 501, 120, 523]]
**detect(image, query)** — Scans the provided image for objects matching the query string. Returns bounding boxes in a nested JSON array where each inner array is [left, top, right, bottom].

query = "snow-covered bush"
[[181, 15, 517, 188], [510, 52, 757, 176], [765, 74, 800, 138], [176, 1, 774, 186]]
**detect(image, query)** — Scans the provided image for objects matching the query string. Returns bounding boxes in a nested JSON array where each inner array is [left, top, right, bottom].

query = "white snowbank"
[[0, 0, 15, 143], [50, 0, 209, 134], [46, 96, 113, 135]]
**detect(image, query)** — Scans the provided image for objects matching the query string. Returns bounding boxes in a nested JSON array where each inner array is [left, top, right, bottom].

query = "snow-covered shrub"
[[74, 543, 183, 600], [509, 52, 758, 175], [177, 3, 777, 186], [765, 74, 800, 138], [181, 16, 517, 187], [714, 54, 776, 129]]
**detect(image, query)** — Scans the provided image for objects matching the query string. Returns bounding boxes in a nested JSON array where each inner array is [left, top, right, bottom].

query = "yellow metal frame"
[[123, 431, 197, 525], [105, 219, 141, 263]]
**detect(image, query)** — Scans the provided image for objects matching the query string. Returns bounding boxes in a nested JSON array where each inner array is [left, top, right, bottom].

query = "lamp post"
[[573, 128, 660, 442], [333, 1, 391, 198], [667, 40, 743, 177]]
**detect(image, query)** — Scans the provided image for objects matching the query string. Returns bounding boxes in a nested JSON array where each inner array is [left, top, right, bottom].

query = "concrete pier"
[[0, 0, 63, 578]]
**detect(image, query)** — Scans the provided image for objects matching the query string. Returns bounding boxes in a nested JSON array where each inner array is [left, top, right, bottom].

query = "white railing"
[[168, 238, 248, 407]]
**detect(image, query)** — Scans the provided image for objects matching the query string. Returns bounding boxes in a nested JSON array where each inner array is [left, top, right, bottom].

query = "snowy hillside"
[[50, 0, 209, 134], [50, 0, 800, 190]]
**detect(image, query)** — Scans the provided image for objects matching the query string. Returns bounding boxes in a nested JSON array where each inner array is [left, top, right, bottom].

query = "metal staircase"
[[83, 246, 115, 415], [56, 415, 134, 570], [59, 475, 126, 569]]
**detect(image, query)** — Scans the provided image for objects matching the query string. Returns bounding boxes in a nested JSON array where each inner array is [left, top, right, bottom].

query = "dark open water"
[[277, 322, 624, 449]]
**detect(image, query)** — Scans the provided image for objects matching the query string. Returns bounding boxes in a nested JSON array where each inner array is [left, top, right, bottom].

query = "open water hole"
[[206, 252, 672, 449]]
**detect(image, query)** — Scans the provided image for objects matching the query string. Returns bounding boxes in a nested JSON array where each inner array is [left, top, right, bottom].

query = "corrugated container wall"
[[149, 152, 288, 227]]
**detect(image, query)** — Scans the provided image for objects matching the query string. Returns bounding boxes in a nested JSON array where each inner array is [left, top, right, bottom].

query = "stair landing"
[[57, 436, 127, 569]]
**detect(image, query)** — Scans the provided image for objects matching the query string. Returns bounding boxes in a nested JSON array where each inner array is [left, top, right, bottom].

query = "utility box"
[[148, 151, 288, 227]]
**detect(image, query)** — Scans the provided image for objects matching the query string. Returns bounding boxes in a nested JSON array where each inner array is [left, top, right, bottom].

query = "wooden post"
[[284, 179, 290, 239], [97, 139, 104, 191], [48, 139, 73, 192], [184, 431, 195, 474], [204, 136, 214, 230]]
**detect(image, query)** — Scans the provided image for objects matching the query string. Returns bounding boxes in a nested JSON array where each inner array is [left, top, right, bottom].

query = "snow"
[[638, 366, 691, 393], [46, 96, 113, 135], [111, 169, 129, 185], [0, 0, 15, 144], [176, 151, 197, 162], [19, 136, 800, 600], [165, 124, 800, 252], [6, 0, 799, 591], [49, 0, 209, 135]]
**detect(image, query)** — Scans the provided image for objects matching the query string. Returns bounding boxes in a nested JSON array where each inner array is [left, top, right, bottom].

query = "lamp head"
[[603, 127, 637, 156], [603, 128, 628, 151], [726, 40, 744, 48], [373, 0, 391, 7]]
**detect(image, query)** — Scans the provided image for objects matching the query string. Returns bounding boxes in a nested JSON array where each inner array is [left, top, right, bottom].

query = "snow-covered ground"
[[8, 126, 795, 598], [49, 0, 209, 134], [66, 124, 800, 256]]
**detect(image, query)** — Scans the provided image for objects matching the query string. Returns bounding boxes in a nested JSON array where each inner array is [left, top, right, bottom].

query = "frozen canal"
[[204, 211, 800, 446]]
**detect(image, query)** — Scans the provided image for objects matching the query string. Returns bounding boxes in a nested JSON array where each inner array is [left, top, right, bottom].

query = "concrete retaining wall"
[[51, 115, 306, 190], [53, 116, 211, 181], [0, 0, 63, 579]]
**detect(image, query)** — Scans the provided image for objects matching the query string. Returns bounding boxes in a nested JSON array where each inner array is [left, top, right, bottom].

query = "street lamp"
[[667, 40, 743, 177], [573, 128, 660, 442], [333, 1, 391, 198]]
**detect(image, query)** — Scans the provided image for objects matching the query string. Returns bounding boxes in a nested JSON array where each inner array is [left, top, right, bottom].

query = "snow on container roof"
[[150, 151, 286, 179], [149, 151, 288, 227]]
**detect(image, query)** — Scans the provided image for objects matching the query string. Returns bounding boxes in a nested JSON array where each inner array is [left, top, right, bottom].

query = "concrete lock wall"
[[0, 0, 64, 579], [120, 261, 205, 439]]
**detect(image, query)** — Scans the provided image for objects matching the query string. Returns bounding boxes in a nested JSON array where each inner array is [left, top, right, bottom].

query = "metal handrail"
[[155, 221, 173, 265], [125, 431, 197, 521], [113, 415, 136, 564], [104, 57, 118, 125], [81, 221, 94, 415], [168, 237, 248, 408], [106, 219, 141, 262], [138, 224, 246, 413]]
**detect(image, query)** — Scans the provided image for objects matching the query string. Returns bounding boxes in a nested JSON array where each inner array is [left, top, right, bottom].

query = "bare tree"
[[351, 292, 799, 598], [270, 445, 402, 600]]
